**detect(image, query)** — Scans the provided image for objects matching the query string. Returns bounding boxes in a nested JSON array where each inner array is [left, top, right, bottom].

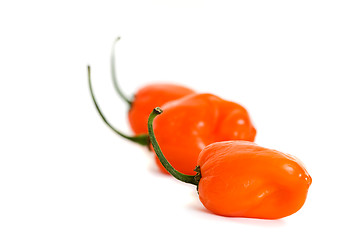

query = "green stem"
[[88, 65, 149, 146], [147, 107, 199, 186], [111, 36, 133, 106]]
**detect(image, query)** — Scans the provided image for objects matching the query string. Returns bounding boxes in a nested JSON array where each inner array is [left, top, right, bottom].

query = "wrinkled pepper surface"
[[148, 108, 312, 219], [152, 93, 256, 175]]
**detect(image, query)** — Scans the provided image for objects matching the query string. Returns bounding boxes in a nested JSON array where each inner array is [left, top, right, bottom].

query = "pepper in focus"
[[148, 107, 312, 219], [152, 93, 256, 175]]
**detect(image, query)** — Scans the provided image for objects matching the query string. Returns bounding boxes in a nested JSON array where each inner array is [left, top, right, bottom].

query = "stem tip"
[[153, 107, 163, 115]]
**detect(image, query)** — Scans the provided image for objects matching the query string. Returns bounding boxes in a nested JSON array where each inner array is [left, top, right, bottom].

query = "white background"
[[1, 0, 360, 239]]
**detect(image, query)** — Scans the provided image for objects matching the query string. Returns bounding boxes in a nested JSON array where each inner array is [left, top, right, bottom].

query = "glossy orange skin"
[[128, 84, 195, 134], [153, 93, 256, 175], [198, 141, 312, 219]]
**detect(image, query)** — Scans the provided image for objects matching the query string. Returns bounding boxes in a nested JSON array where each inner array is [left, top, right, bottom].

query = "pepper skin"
[[128, 84, 194, 135], [152, 93, 256, 175], [198, 141, 312, 219], [148, 108, 311, 219]]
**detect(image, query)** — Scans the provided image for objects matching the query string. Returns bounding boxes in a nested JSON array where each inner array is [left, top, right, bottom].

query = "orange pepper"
[[152, 93, 256, 175], [128, 83, 194, 135], [88, 37, 194, 146], [148, 107, 311, 219]]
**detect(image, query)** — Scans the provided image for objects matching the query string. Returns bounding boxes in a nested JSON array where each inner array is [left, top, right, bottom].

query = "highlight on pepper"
[[148, 107, 312, 219], [151, 93, 256, 175]]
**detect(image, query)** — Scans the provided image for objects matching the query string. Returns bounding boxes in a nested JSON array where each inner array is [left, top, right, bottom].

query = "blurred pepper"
[[88, 37, 195, 146], [128, 83, 194, 135], [148, 107, 311, 219], [152, 93, 256, 175]]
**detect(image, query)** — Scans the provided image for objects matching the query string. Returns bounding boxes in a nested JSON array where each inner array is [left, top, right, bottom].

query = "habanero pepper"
[[152, 93, 256, 175], [88, 37, 195, 146], [148, 107, 312, 219]]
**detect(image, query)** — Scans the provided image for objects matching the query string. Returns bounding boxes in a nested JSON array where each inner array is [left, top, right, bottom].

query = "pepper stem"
[[88, 65, 149, 146], [148, 107, 199, 186], [111, 36, 133, 106]]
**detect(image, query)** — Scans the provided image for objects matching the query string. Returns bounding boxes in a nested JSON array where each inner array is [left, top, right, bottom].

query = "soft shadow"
[[187, 200, 286, 227]]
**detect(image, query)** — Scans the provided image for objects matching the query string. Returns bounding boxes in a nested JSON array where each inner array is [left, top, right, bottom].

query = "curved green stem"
[[88, 65, 149, 146], [111, 36, 132, 106], [148, 107, 199, 186]]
